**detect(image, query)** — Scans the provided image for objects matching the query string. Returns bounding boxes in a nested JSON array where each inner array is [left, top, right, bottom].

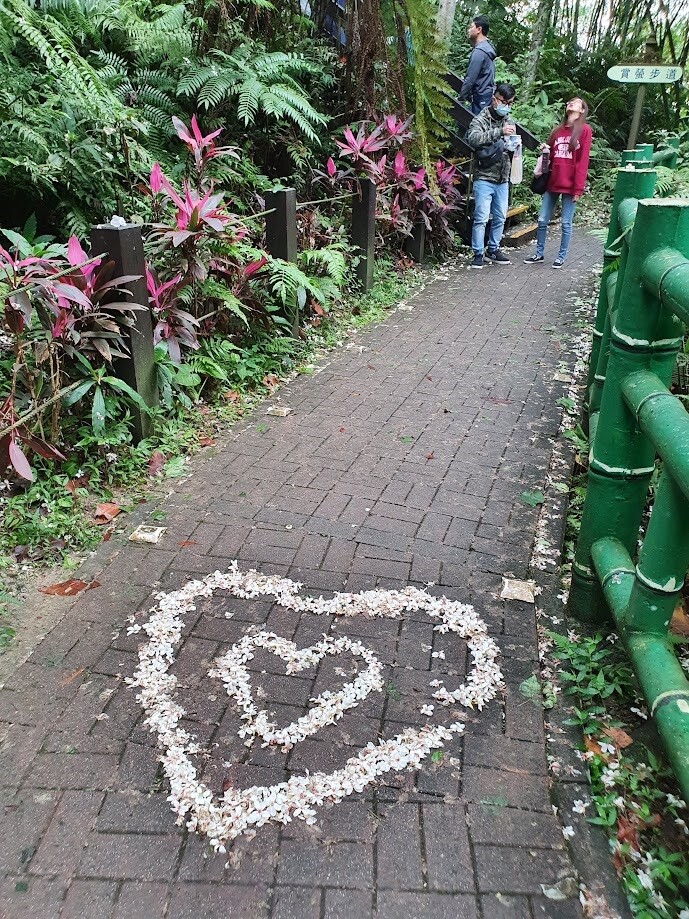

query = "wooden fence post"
[[351, 178, 376, 292], [405, 222, 426, 263], [90, 222, 157, 442], [265, 188, 298, 334]]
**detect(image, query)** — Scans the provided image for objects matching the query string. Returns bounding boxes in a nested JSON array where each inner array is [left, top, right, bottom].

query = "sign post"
[[607, 34, 684, 149]]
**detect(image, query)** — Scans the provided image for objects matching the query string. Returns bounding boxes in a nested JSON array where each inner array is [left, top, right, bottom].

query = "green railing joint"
[[621, 371, 689, 505], [642, 243, 689, 327], [590, 536, 634, 610]]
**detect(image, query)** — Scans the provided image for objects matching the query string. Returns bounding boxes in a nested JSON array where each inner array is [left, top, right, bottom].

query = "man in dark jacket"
[[465, 83, 516, 269], [458, 15, 496, 115]]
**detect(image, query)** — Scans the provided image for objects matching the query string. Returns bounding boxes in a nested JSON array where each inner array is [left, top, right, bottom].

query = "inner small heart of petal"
[[211, 631, 383, 749]]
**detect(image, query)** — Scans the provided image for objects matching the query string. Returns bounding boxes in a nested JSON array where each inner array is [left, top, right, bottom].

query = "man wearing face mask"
[[465, 83, 517, 269], [458, 15, 496, 116]]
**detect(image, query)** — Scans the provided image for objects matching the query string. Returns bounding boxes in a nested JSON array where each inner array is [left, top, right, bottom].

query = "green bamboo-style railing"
[[570, 144, 689, 801]]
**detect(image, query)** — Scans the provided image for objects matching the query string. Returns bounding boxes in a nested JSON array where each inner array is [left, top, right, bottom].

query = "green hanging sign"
[[607, 64, 683, 84]]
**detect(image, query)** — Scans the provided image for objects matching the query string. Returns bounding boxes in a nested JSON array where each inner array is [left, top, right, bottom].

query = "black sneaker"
[[486, 249, 511, 265], [470, 254, 484, 269], [552, 258, 565, 269], [523, 254, 544, 264]]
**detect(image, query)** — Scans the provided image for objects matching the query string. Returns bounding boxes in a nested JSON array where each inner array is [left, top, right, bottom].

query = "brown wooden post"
[[265, 188, 299, 334], [90, 222, 157, 442], [351, 178, 376, 292], [405, 222, 426, 263], [265, 188, 298, 263]]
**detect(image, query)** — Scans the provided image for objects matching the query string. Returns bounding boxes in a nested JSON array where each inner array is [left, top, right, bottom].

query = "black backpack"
[[476, 138, 505, 169]]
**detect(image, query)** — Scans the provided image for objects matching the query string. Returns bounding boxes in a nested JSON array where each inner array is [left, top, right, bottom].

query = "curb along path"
[[1, 235, 598, 919]]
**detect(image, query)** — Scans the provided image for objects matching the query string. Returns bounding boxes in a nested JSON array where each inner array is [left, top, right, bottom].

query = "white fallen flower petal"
[[130, 562, 502, 853]]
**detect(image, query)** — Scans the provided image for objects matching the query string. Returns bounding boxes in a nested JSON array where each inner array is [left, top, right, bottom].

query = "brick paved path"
[[1, 234, 597, 919]]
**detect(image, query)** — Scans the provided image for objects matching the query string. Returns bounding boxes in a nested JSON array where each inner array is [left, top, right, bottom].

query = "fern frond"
[[266, 258, 324, 306], [237, 77, 262, 125], [654, 166, 677, 198], [299, 248, 347, 286], [1, 0, 120, 118], [400, 0, 452, 171], [201, 278, 250, 326]]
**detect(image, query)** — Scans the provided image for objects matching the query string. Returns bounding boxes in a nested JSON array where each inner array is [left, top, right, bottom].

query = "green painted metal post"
[[620, 149, 653, 167], [586, 168, 656, 424], [570, 199, 688, 623]]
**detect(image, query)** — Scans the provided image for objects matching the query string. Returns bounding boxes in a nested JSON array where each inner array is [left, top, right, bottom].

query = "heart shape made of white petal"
[[211, 631, 383, 748], [129, 562, 503, 855]]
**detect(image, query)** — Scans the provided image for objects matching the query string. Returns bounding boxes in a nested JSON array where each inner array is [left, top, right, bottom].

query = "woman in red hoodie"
[[524, 98, 592, 268]]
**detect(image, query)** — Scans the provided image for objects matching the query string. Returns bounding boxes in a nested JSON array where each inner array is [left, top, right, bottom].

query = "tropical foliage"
[[1, 0, 688, 549]]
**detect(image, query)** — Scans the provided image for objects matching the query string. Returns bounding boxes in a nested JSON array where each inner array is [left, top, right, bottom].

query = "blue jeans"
[[536, 191, 577, 261], [471, 92, 493, 115], [471, 180, 509, 255]]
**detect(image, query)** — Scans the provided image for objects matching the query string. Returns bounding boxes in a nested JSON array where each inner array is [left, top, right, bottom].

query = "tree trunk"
[[436, 0, 458, 43], [522, 0, 554, 98], [570, 0, 581, 47]]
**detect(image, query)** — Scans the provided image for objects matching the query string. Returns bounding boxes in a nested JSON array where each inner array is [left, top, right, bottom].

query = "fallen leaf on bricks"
[[94, 503, 121, 525], [540, 878, 578, 900], [40, 579, 92, 596], [266, 405, 291, 417], [147, 451, 165, 476], [59, 668, 85, 687], [519, 489, 545, 507]]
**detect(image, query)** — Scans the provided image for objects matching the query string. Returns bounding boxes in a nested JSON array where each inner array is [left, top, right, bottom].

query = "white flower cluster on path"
[[128, 562, 503, 855]]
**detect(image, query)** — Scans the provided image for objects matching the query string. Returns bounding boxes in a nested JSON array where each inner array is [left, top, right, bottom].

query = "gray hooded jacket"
[[458, 40, 496, 104]]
